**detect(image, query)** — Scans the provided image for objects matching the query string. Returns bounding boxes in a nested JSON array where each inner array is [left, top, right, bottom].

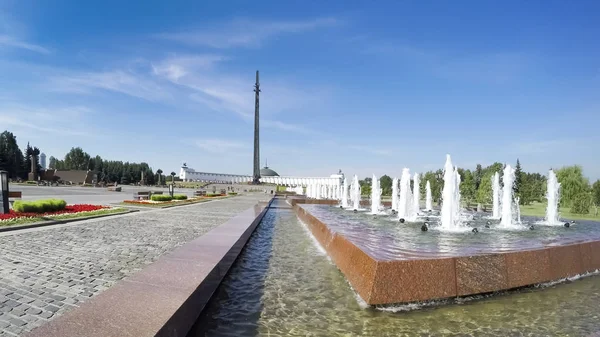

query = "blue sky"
[[1, 0, 599, 179]]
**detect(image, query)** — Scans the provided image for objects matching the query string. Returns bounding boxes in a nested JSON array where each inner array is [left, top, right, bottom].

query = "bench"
[[133, 191, 151, 200], [8, 191, 22, 208], [193, 190, 207, 197]]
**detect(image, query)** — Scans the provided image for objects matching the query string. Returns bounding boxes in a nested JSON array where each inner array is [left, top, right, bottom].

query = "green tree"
[[476, 172, 494, 205], [64, 147, 91, 170], [571, 193, 592, 214], [458, 169, 476, 206], [359, 177, 372, 196], [23, 142, 33, 178], [48, 156, 57, 169], [156, 169, 163, 185], [380, 175, 393, 196], [514, 159, 522, 197], [555, 165, 590, 207], [593, 180, 600, 207], [474, 164, 483, 191]]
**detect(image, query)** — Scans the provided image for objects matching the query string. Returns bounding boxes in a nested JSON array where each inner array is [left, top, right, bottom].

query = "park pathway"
[[0, 194, 269, 336]]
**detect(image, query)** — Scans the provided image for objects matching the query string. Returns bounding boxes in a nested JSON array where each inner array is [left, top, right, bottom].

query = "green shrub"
[[571, 193, 592, 214], [206, 193, 222, 197], [173, 194, 188, 200], [13, 199, 67, 213], [151, 194, 173, 202], [228, 192, 238, 195]]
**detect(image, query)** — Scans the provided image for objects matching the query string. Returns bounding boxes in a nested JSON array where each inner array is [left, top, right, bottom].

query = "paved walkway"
[[0, 194, 269, 336]]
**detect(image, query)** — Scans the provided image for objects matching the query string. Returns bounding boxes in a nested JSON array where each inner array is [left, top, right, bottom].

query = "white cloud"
[[151, 54, 228, 81], [0, 104, 93, 136], [0, 34, 50, 54], [157, 17, 339, 49], [49, 70, 172, 102], [194, 139, 249, 153]]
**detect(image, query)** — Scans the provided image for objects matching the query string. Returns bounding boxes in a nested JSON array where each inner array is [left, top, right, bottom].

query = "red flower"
[[0, 204, 108, 220]]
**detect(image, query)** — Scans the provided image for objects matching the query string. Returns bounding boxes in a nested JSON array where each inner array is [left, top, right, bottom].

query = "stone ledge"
[[24, 198, 274, 337], [293, 200, 600, 305]]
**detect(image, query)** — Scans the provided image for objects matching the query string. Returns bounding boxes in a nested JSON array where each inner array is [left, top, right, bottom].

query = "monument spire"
[[252, 70, 261, 184]]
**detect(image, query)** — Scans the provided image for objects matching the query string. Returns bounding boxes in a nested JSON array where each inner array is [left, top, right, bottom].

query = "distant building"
[[40, 153, 47, 169], [178, 162, 341, 187]]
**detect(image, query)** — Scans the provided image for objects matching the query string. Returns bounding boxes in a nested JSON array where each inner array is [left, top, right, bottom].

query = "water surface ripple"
[[189, 200, 600, 336]]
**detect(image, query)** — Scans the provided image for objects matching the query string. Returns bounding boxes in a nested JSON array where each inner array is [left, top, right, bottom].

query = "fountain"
[[391, 178, 399, 211], [289, 153, 600, 310], [350, 175, 361, 210], [341, 177, 349, 208], [544, 169, 561, 225], [397, 168, 415, 221], [413, 173, 420, 215], [370, 175, 382, 214], [425, 181, 433, 211], [440, 154, 462, 230], [500, 165, 517, 228], [492, 172, 501, 219]]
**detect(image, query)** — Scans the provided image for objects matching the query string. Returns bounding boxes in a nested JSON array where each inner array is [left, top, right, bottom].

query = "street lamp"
[[0, 171, 9, 214]]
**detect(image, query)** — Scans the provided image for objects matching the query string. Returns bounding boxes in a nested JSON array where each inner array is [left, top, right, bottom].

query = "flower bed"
[[121, 195, 229, 207], [0, 204, 127, 226]]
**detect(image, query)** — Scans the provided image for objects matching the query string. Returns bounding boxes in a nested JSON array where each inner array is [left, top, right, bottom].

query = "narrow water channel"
[[189, 197, 600, 336]]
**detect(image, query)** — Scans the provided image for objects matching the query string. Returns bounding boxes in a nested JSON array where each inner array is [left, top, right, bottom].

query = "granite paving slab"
[[0, 194, 268, 336]]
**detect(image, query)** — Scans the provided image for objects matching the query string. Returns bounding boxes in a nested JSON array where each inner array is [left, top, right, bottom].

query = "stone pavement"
[[0, 194, 269, 336]]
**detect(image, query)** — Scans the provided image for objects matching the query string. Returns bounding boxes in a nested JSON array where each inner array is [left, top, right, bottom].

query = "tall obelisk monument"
[[252, 70, 261, 184]]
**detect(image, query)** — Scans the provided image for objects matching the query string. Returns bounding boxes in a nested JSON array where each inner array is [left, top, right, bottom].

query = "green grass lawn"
[[0, 207, 129, 227], [520, 201, 600, 221]]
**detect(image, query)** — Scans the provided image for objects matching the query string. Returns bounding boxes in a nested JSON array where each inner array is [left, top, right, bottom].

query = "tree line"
[[0, 131, 43, 180], [358, 159, 600, 214], [0, 130, 172, 185]]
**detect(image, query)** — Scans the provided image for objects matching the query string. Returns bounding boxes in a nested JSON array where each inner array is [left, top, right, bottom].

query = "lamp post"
[[0, 171, 9, 214]]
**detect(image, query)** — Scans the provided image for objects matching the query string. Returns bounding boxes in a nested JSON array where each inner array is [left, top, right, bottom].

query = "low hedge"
[[173, 194, 188, 200], [151, 194, 173, 202], [228, 192, 238, 195], [13, 199, 67, 213], [26, 181, 37, 185], [206, 193, 223, 197]]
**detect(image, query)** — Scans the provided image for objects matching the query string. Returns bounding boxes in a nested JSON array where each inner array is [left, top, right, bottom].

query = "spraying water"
[[413, 173, 421, 215], [500, 165, 515, 227], [492, 172, 501, 219], [440, 155, 462, 229], [425, 181, 433, 211], [545, 169, 561, 225], [397, 168, 415, 221], [351, 175, 361, 210], [514, 196, 522, 224], [341, 177, 349, 208], [391, 177, 399, 211], [370, 174, 382, 214]]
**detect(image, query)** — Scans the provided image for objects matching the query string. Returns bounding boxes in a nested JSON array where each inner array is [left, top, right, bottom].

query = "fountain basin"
[[292, 199, 600, 305]]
